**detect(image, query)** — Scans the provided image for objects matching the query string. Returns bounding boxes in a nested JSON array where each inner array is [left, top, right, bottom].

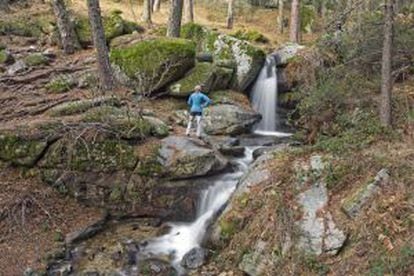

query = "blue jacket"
[[187, 91, 212, 113]]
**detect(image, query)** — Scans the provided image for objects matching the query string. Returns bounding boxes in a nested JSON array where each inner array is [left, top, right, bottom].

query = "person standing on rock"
[[186, 85, 212, 138]]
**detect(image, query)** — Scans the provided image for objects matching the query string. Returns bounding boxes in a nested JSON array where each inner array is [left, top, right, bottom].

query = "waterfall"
[[138, 148, 256, 274], [251, 55, 291, 137]]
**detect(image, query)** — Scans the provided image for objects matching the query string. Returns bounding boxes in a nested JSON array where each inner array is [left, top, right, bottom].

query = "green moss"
[[110, 38, 196, 94], [42, 138, 137, 172], [74, 13, 144, 47], [0, 133, 47, 166], [47, 97, 120, 117], [111, 38, 195, 77], [45, 75, 75, 94], [169, 62, 213, 96], [83, 106, 154, 140], [219, 218, 238, 241], [0, 50, 8, 64], [230, 29, 269, 43], [24, 54, 48, 67], [109, 185, 123, 202]]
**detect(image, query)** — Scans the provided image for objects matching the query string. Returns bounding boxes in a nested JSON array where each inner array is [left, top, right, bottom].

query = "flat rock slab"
[[158, 136, 228, 179]]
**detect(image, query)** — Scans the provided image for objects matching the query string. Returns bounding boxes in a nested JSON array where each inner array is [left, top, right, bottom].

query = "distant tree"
[[87, 0, 114, 90], [277, 0, 284, 33], [380, 0, 395, 126], [167, 0, 184, 37], [141, 0, 152, 23], [0, 0, 10, 11], [52, 0, 79, 54], [227, 0, 235, 29], [184, 0, 194, 23], [153, 0, 161, 12], [289, 0, 300, 43]]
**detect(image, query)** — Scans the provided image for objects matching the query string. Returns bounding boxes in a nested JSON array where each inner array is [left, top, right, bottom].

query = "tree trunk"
[[277, 0, 284, 34], [86, 0, 114, 91], [226, 0, 235, 29], [380, 0, 395, 127], [153, 0, 161, 12], [167, 0, 183, 37], [289, 0, 300, 43], [52, 0, 79, 54], [184, 0, 194, 23], [0, 0, 10, 12], [141, 0, 152, 23]]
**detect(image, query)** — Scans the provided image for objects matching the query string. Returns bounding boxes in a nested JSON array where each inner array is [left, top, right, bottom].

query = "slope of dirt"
[[0, 164, 104, 275]]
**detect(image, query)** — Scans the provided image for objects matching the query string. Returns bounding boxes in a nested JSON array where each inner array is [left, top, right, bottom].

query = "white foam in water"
[[254, 130, 293, 137], [139, 148, 255, 273], [251, 56, 279, 132]]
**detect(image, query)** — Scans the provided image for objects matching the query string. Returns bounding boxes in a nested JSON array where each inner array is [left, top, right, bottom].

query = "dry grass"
[[0, 165, 104, 275]]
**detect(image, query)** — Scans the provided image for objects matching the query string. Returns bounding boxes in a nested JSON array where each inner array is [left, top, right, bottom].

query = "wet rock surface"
[[181, 247, 207, 269], [158, 136, 228, 179]]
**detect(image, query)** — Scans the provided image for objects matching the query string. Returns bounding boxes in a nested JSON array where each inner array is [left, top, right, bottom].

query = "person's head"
[[194, 85, 202, 92]]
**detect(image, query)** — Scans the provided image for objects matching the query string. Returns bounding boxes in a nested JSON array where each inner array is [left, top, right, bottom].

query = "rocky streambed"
[[44, 134, 291, 276]]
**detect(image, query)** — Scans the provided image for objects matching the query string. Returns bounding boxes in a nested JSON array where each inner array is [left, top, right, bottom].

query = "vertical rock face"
[[295, 156, 347, 256]]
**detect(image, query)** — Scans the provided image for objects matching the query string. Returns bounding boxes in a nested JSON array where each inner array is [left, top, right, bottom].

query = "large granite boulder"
[[169, 62, 234, 97], [110, 38, 196, 95], [158, 136, 228, 179], [181, 23, 266, 91], [203, 104, 261, 135]]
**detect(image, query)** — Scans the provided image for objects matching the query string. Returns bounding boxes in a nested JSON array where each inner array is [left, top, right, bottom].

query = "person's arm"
[[187, 94, 193, 106], [202, 94, 212, 107]]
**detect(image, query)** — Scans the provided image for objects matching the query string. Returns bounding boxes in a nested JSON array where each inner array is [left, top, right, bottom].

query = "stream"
[[137, 147, 257, 274]]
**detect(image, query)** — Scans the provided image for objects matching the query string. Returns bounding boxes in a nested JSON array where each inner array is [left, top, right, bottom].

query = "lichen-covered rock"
[[169, 62, 234, 97], [7, 60, 27, 75], [0, 132, 48, 166], [203, 104, 261, 135], [239, 240, 269, 276], [274, 43, 305, 66], [342, 169, 390, 218], [46, 96, 120, 117], [158, 136, 228, 179], [74, 12, 144, 47], [110, 38, 196, 95], [40, 136, 137, 172], [295, 156, 347, 256], [181, 23, 266, 91]]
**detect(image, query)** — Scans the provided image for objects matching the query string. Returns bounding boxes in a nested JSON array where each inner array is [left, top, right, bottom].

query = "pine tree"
[[167, 0, 184, 37], [141, 0, 152, 24], [86, 0, 114, 91], [184, 0, 194, 23], [52, 0, 79, 54], [227, 0, 235, 29], [289, 0, 300, 43], [380, 0, 395, 126]]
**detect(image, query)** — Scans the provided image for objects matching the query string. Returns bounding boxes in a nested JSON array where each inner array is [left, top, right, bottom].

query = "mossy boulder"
[[110, 38, 196, 95], [181, 23, 266, 91], [230, 29, 269, 43], [74, 12, 144, 48], [40, 135, 137, 172], [0, 132, 48, 166], [46, 96, 121, 117], [168, 62, 234, 97], [0, 16, 52, 38], [82, 106, 169, 140], [24, 53, 48, 67]]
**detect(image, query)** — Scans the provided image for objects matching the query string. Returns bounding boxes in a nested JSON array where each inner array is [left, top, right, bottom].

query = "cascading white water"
[[138, 148, 256, 273], [251, 56, 292, 137]]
